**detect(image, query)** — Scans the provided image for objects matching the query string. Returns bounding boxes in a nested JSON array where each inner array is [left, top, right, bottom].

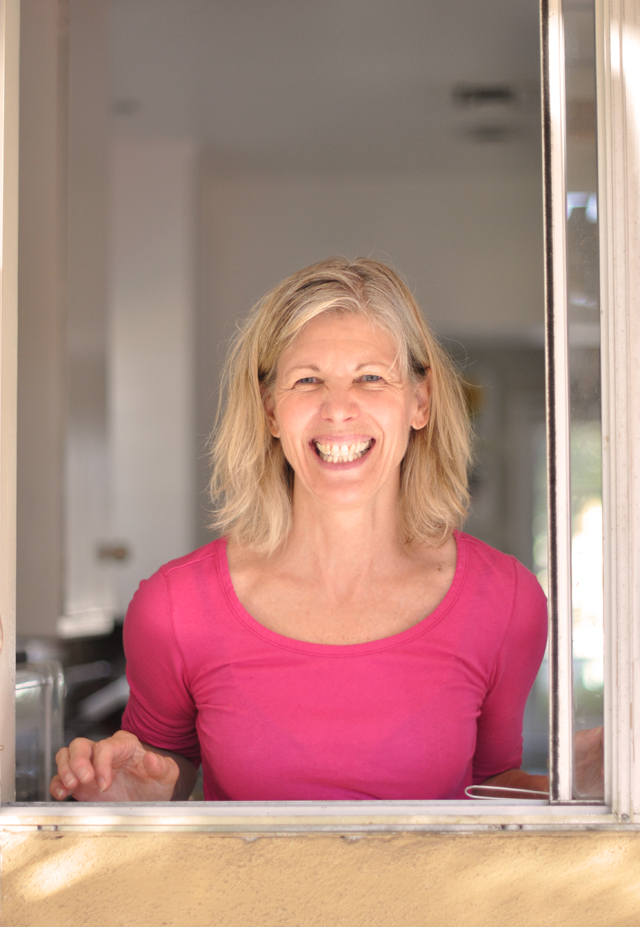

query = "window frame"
[[595, 0, 640, 824], [2, 0, 639, 834]]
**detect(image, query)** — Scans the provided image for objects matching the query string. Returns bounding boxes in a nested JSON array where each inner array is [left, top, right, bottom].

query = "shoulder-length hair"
[[209, 257, 471, 555]]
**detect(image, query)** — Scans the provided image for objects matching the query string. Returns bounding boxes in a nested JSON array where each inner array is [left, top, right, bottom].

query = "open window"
[[1, 0, 639, 832]]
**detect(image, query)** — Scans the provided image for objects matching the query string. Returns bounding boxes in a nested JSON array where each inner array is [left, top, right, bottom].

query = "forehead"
[[281, 312, 399, 361]]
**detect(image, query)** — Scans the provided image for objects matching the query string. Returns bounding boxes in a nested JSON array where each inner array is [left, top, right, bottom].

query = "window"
[[1, 0, 640, 833]]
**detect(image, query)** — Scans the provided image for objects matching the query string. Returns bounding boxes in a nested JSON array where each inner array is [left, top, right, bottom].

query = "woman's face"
[[264, 312, 429, 510]]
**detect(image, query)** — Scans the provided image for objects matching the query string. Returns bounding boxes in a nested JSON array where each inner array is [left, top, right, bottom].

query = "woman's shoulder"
[[125, 538, 231, 647], [455, 531, 547, 606], [453, 532, 547, 653], [457, 530, 540, 576], [155, 537, 227, 578], [128, 538, 228, 614]]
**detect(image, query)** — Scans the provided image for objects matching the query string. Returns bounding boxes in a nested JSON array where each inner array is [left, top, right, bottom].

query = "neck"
[[280, 480, 407, 595]]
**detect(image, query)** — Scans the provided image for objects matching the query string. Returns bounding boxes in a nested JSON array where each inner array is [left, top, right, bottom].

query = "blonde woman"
[[50, 257, 601, 803]]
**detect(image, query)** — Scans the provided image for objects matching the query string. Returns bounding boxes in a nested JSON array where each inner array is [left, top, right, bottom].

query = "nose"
[[320, 384, 358, 422]]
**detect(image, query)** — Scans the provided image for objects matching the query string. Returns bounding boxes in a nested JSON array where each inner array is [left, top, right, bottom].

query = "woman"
[[50, 257, 601, 802]]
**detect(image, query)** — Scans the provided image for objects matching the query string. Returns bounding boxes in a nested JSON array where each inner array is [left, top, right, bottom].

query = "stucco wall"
[[3, 830, 640, 926]]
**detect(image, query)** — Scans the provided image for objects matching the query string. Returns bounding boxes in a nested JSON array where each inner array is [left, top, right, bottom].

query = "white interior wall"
[[199, 170, 544, 341], [16, 0, 66, 637], [17, 0, 116, 639], [109, 138, 196, 614], [62, 0, 115, 638]]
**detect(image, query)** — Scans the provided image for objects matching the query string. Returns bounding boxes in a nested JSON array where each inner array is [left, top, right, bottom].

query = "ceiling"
[[109, 0, 543, 174]]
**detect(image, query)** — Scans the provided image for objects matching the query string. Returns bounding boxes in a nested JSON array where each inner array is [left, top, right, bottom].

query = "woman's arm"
[[120, 570, 203, 777], [50, 730, 198, 802], [479, 726, 604, 799], [478, 768, 549, 798]]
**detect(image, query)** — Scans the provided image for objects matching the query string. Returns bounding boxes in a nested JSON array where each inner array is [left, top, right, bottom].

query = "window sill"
[[0, 800, 623, 834]]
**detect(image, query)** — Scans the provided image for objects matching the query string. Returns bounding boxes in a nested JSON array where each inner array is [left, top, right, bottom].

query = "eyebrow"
[[284, 361, 393, 375]]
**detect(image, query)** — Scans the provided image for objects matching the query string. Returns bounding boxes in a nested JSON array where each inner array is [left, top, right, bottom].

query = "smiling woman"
[[211, 257, 471, 556], [49, 257, 603, 805]]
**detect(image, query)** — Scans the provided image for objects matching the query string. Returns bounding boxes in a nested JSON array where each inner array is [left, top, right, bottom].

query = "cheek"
[[376, 396, 416, 436], [273, 398, 313, 447]]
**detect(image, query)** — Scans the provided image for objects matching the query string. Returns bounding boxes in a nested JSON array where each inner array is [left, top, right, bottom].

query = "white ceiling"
[[109, 0, 543, 174]]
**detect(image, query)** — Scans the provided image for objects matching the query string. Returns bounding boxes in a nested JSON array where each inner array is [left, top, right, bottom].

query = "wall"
[[198, 170, 544, 342], [109, 137, 197, 614], [16, 0, 116, 639], [16, 0, 66, 637], [3, 830, 640, 926], [63, 0, 114, 637]]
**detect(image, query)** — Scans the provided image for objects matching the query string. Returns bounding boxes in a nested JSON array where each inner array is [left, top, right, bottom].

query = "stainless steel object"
[[15, 660, 64, 802]]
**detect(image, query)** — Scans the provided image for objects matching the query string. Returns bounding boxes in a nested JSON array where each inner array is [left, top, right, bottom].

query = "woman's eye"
[[360, 374, 383, 383], [295, 376, 319, 386]]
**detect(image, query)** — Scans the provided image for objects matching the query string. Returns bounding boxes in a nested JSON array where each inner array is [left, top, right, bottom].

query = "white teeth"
[[314, 439, 372, 463]]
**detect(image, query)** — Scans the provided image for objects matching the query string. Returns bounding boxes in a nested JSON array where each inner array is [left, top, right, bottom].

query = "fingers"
[[54, 738, 96, 794], [91, 731, 142, 792], [50, 772, 72, 801], [51, 731, 143, 800], [142, 750, 180, 788], [89, 738, 119, 793], [50, 732, 179, 802]]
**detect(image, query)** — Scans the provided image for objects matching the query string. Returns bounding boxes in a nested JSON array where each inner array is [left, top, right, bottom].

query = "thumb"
[[142, 750, 180, 786]]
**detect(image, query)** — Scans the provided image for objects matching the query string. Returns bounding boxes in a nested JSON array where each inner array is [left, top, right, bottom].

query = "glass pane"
[[528, 423, 550, 775], [564, 0, 604, 798]]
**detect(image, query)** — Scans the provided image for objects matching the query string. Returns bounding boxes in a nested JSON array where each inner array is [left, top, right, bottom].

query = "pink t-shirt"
[[121, 532, 547, 801]]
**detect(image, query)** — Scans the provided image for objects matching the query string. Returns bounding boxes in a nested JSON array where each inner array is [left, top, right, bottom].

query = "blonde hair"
[[209, 257, 471, 555]]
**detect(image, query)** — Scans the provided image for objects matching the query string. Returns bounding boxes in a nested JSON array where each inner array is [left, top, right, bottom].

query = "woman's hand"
[[574, 725, 604, 799], [50, 730, 191, 802]]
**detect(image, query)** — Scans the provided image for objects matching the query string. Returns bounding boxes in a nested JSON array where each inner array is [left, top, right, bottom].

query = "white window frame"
[[596, 0, 640, 824], [1, 0, 639, 835]]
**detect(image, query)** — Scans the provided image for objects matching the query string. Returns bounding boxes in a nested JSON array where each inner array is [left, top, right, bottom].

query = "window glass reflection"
[[564, 0, 604, 796]]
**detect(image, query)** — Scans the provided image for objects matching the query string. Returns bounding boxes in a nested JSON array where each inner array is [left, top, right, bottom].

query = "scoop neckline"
[[217, 531, 469, 656]]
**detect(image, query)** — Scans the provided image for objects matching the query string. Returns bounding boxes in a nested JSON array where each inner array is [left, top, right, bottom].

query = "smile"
[[313, 439, 373, 464]]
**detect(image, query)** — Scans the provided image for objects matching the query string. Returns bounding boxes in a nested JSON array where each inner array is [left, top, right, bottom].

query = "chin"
[[306, 479, 378, 509]]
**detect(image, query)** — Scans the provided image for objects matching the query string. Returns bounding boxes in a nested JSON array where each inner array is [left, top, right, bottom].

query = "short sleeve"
[[472, 560, 548, 783], [121, 569, 201, 767]]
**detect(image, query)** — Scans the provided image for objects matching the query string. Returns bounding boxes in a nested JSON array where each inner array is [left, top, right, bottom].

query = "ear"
[[263, 390, 280, 438], [410, 370, 430, 431]]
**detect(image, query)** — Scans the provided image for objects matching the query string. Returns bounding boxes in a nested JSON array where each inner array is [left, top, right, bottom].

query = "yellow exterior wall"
[[3, 830, 640, 926]]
